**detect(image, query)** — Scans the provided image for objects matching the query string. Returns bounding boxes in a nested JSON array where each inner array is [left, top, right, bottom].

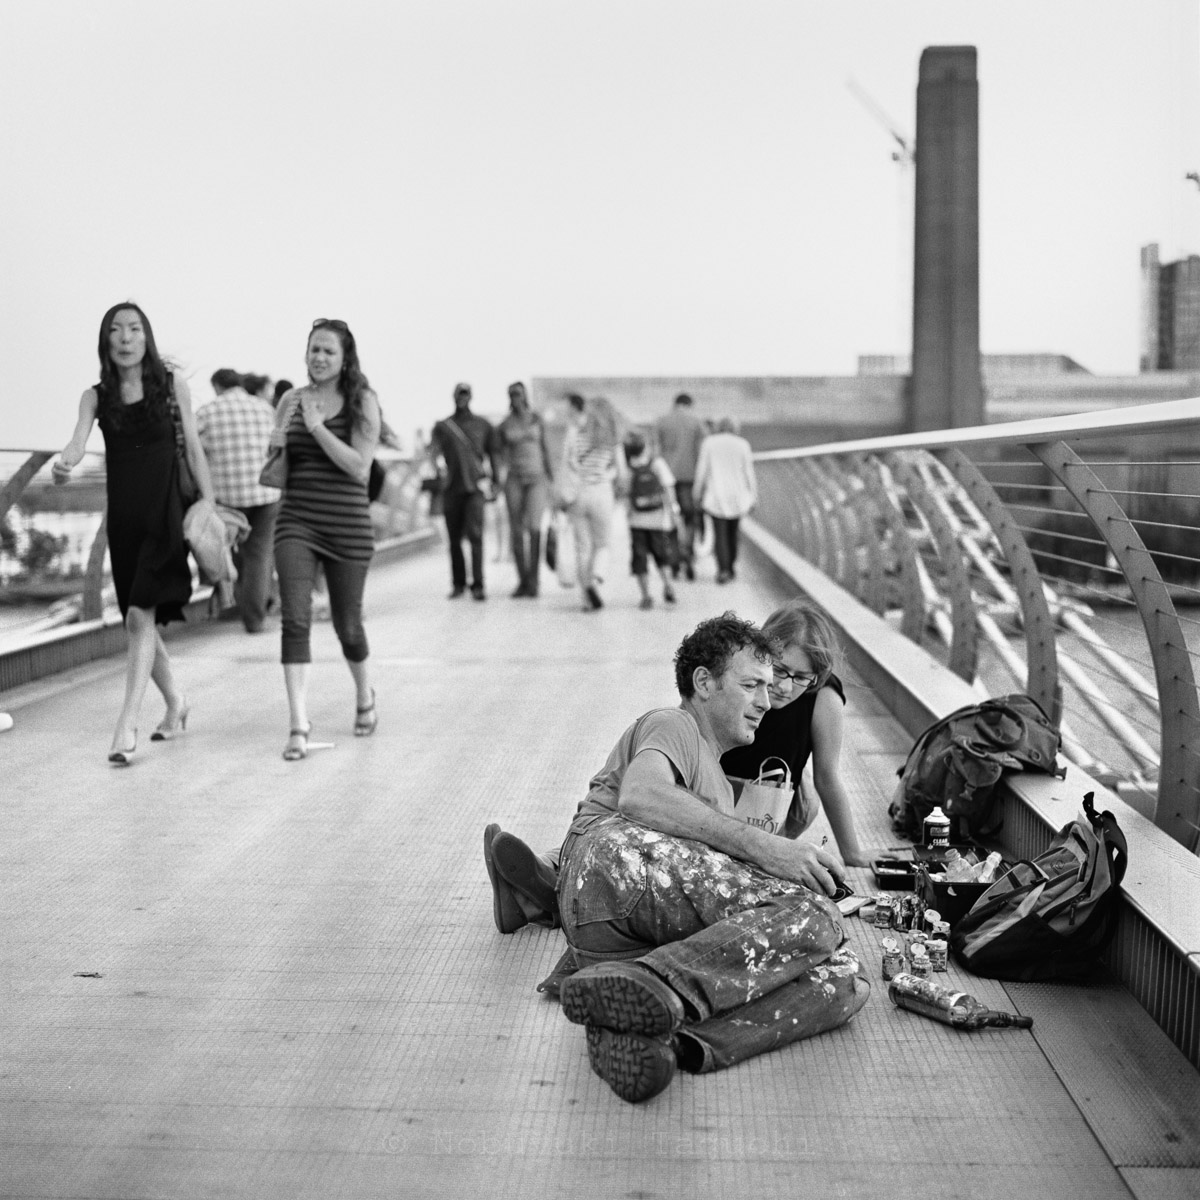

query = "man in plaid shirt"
[[196, 368, 281, 632]]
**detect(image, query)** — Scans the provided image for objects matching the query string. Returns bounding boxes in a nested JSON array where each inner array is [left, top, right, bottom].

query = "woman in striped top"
[[561, 395, 622, 610], [273, 319, 381, 761]]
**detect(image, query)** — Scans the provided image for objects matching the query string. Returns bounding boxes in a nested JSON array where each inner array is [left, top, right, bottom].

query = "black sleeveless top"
[[720, 674, 846, 782]]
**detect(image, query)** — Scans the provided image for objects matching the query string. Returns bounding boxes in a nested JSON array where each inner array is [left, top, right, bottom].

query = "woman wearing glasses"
[[720, 598, 874, 866], [272, 319, 381, 761], [483, 597, 877, 941]]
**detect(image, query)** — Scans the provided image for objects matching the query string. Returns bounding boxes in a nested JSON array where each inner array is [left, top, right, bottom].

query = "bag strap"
[[1082, 791, 1129, 887], [442, 416, 484, 463], [756, 756, 793, 786], [269, 390, 303, 446]]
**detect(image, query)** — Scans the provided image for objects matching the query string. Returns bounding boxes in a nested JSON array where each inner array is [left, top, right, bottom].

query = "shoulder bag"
[[166, 375, 200, 507], [260, 391, 302, 490]]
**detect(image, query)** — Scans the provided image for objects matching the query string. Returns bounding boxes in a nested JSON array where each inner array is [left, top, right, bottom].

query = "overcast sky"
[[3, 0, 1197, 454]]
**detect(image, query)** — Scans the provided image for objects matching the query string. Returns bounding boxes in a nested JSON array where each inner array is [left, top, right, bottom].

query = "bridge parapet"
[[0, 447, 437, 688]]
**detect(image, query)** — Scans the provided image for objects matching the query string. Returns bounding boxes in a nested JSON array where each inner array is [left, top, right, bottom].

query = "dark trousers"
[[232, 501, 279, 632], [443, 490, 485, 589], [275, 538, 370, 665], [711, 516, 740, 576]]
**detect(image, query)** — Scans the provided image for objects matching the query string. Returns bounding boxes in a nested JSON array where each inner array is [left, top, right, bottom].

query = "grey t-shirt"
[[569, 706, 733, 835]]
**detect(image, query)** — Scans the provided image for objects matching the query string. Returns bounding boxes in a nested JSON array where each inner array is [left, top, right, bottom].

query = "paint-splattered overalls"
[[559, 813, 867, 1072]]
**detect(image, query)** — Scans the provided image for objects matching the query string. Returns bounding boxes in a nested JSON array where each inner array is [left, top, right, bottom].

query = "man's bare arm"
[[617, 749, 843, 896]]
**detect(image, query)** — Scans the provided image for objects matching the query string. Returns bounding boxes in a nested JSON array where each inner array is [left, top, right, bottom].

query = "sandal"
[[354, 690, 378, 737], [282, 725, 311, 762]]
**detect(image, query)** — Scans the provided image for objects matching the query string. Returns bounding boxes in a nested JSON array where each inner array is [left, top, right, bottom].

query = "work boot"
[[491, 832, 559, 920], [483, 824, 528, 934], [561, 962, 686, 1037], [584, 1025, 677, 1104]]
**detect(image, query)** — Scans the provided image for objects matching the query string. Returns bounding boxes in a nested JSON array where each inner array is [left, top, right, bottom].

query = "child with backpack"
[[622, 432, 681, 610]]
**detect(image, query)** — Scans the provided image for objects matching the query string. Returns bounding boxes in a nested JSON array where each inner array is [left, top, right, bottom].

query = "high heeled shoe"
[[108, 731, 138, 767], [354, 690, 377, 737], [151, 699, 190, 742], [282, 725, 312, 762]]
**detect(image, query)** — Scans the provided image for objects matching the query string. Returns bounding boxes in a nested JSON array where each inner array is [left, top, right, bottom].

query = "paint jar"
[[906, 929, 929, 959], [909, 942, 932, 979], [928, 939, 949, 972], [881, 936, 905, 981], [874, 895, 896, 929], [923, 908, 943, 935]]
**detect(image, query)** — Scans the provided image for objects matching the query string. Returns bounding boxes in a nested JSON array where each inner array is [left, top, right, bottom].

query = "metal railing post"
[[1029, 440, 1200, 849]]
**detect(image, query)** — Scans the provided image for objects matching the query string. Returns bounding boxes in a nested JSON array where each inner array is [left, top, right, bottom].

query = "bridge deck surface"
[[2, 530, 1198, 1199]]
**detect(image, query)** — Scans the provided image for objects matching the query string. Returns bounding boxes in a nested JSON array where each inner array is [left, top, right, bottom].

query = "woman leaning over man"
[[272, 319, 381, 761], [482, 596, 880, 939]]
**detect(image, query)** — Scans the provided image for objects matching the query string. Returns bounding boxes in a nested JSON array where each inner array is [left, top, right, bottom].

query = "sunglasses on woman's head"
[[312, 318, 350, 331]]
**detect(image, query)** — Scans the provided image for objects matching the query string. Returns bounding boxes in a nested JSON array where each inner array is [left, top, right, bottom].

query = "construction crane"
[[847, 77, 916, 360], [847, 77, 915, 168]]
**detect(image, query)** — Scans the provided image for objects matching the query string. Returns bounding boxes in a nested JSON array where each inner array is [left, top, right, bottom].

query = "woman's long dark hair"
[[308, 319, 372, 430], [94, 302, 172, 428]]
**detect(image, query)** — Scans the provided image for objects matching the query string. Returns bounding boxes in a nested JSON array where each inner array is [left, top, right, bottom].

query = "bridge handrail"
[[0, 446, 437, 639], [751, 398, 1200, 856], [755, 395, 1200, 459]]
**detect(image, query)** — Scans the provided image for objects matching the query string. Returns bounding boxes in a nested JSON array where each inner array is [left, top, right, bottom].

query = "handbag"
[[724, 756, 805, 838], [260, 392, 301, 490], [367, 458, 386, 502], [166, 375, 200, 506], [553, 511, 575, 588]]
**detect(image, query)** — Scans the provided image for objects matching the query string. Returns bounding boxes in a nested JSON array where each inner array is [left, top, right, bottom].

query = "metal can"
[[881, 936, 905, 981], [923, 806, 951, 849], [928, 939, 949, 972], [874, 895, 896, 929]]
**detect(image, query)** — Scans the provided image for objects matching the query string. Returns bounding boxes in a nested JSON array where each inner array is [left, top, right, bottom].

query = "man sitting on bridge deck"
[[548, 613, 869, 1102]]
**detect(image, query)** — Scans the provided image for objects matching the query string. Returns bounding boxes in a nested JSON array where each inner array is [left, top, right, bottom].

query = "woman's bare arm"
[[51, 389, 99, 482], [173, 377, 216, 502]]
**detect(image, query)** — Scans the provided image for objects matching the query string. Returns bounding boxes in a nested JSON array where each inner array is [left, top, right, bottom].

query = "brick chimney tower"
[[910, 46, 983, 430]]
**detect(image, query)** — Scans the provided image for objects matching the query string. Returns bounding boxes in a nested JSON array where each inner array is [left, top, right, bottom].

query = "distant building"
[[857, 353, 1091, 380], [1141, 243, 1200, 372]]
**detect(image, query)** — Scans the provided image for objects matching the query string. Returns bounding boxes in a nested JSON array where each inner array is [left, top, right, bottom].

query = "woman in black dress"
[[53, 303, 214, 764], [272, 319, 381, 761]]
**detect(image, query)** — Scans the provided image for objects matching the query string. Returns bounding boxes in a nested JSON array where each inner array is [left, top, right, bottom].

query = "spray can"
[[923, 806, 951, 849]]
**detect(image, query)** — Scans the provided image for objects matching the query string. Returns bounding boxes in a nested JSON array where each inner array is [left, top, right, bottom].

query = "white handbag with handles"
[[724, 756, 795, 837]]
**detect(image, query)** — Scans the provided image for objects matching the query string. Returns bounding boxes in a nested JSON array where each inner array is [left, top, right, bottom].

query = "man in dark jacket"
[[430, 383, 500, 600]]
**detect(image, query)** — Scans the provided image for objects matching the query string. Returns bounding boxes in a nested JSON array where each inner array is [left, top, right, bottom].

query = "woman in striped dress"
[[273, 319, 381, 761]]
